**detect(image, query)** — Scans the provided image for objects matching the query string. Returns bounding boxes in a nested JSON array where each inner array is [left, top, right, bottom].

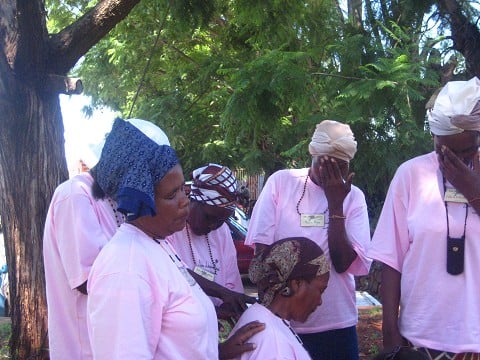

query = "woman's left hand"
[[218, 320, 265, 360], [439, 146, 480, 200]]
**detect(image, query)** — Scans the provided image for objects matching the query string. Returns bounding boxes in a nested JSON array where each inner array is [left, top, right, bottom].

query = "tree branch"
[[437, 0, 480, 77], [47, 0, 141, 75], [46, 75, 83, 95]]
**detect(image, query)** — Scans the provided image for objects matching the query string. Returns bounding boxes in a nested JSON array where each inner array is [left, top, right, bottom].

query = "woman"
[[168, 163, 254, 316], [245, 120, 371, 360], [368, 77, 480, 358], [43, 118, 171, 359], [230, 237, 330, 359]]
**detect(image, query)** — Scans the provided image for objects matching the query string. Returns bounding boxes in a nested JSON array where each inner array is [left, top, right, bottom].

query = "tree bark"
[[437, 0, 480, 77], [0, 0, 141, 358]]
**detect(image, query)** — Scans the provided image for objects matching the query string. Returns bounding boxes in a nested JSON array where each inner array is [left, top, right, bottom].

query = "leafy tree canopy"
[[47, 0, 480, 223]]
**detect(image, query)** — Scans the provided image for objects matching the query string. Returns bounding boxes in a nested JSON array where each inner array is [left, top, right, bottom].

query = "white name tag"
[[300, 214, 325, 227], [444, 188, 468, 203], [193, 266, 215, 281]]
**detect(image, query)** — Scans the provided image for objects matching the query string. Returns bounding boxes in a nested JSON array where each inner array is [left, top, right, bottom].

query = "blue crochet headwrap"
[[93, 118, 179, 220]]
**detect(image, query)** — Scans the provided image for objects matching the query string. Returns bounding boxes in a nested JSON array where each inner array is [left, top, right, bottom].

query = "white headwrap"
[[189, 163, 238, 209], [427, 77, 480, 136], [127, 118, 170, 146], [308, 120, 357, 162], [80, 118, 170, 169]]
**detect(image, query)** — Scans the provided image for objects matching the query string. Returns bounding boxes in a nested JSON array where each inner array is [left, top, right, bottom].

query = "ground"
[[0, 310, 382, 359], [357, 306, 383, 359]]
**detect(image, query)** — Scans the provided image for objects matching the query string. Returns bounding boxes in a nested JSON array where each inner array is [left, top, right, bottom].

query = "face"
[[434, 131, 480, 167], [136, 164, 190, 238], [188, 201, 234, 235], [289, 272, 329, 323], [309, 155, 349, 186]]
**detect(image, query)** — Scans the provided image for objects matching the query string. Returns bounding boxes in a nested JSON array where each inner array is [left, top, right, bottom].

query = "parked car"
[[185, 181, 254, 274], [226, 211, 254, 274]]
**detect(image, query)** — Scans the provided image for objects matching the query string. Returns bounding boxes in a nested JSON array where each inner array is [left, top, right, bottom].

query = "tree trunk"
[[0, 0, 141, 357], [0, 67, 68, 359]]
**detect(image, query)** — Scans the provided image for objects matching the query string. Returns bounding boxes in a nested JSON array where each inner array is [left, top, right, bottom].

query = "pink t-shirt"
[[168, 223, 244, 306], [87, 224, 218, 359], [230, 303, 311, 360], [368, 152, 480, 353], [43, 173, 118, 359], [245, 168, 371, 333]]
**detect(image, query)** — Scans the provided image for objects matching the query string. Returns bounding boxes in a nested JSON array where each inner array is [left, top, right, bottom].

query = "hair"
[[90, 176, 106, 200]]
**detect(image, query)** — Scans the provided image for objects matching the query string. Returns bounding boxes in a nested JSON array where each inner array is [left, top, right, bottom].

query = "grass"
[[0, 321, 10, 359]]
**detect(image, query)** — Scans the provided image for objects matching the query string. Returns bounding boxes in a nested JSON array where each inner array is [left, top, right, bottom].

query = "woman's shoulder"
[[398, 151, 436, 171], [267, 168, 308, 183]]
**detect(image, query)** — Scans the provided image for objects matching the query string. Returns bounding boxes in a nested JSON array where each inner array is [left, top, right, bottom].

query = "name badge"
[[300, 214, 325, 227], [444, 188, 468, 203], [193, 266, 215, 281]]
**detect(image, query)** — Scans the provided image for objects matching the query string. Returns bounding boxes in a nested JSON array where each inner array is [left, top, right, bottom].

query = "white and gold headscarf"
[[427, 77, 480, 136], [249, 237, 330, 307], [308, 120, 357, 162]]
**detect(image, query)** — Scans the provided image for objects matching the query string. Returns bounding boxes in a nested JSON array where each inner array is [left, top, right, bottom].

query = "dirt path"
[[357, 307, 383, 359]]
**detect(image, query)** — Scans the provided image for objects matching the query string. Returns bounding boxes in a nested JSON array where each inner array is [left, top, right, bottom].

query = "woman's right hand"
[[218, 320, 265, 360]]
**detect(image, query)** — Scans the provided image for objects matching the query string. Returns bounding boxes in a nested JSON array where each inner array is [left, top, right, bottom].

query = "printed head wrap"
[[249, 237, 330, 307], [308, 120, 357, 162], [92, 118, 178, 220], [427, 77, 480, 136], [189, 163, 237, 210]]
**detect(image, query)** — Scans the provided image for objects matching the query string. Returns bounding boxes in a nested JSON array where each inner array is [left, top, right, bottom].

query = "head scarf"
[[189, 163, 237, 210], [308, 120, 357, 162], [427, 77, 480, 136], [92, 117, 178, 220], [249, 237, 330, 307]]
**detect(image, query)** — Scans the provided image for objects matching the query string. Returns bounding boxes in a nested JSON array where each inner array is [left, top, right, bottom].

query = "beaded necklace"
[[107, 198, 126, 227], [186, 224, 218, 275], [274, 313, 303, 345], [296, 174, 327, 218], [155, 238, 196, 286], [295, 175, 309, 215]]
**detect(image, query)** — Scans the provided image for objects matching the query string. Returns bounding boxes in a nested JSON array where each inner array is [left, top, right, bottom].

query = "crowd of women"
[[42, 76, 480, 359]]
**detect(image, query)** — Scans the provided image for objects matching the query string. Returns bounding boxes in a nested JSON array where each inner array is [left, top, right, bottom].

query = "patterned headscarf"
[[249, 237, 330, 307], [308, 120, 357, 162], [189, 163, 238, 209], [427, 77, 480, 136], [92, 118, 178, 220]]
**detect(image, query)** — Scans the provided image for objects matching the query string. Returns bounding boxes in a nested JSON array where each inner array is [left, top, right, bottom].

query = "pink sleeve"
[[368, 169, 411, 272], [344, 193, 372, 276], [245, 175, 278, 247], [54, 192, 110, 289]]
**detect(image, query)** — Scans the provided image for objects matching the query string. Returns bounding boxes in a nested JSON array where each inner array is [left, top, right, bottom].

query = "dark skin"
[[218, 321, 265, 359], [187, 201, 256, 316], [254, 156, 358, 274], [269, 273, 330, 323], [311, 155, 358, 273], [381, 130, 480, 351]]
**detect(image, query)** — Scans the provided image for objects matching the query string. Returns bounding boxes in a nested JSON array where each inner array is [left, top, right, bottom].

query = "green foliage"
[[47, 0, 480, 223]]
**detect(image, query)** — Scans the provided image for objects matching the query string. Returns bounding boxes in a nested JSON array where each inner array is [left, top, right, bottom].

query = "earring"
[[281, 286, 292, 296]]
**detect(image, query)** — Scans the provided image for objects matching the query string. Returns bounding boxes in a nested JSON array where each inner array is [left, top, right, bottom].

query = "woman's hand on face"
[[439, 146, 480, 199], [218, 320, 265, 360], [319, 156, 354, 208]]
